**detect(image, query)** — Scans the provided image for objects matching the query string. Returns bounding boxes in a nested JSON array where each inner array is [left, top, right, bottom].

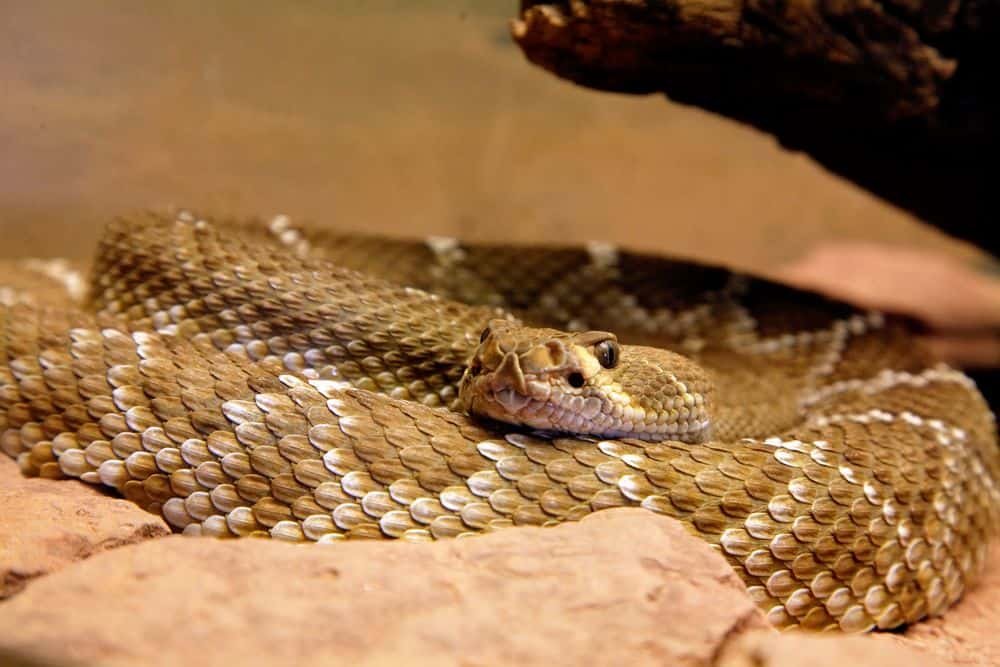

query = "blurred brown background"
[[0, 2, 982, 275]]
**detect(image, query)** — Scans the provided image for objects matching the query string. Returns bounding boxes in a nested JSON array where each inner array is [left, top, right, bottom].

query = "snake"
[[1, 211, 998, 634]]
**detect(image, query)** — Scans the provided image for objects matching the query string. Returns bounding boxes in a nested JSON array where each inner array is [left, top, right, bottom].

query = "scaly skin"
[[1, 211, 998, 633]]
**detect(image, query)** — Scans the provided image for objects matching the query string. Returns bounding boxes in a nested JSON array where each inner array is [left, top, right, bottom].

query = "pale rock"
[[0, 509, 765, 666], [0, 456, 169, 597]]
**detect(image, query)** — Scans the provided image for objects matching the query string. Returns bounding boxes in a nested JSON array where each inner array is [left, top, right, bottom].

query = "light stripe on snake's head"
[[459, 319, 713, 442]]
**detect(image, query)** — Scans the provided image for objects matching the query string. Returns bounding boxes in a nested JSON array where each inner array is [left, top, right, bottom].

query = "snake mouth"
[[494, 387, 533, 413], [464, 373, 711, 442]]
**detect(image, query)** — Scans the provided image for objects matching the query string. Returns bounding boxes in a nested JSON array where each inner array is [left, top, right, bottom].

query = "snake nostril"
[[567, 372, 585, 388]]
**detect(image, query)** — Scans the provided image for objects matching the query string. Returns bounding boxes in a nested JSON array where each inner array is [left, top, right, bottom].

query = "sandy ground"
[[0, 2, 981, 275]]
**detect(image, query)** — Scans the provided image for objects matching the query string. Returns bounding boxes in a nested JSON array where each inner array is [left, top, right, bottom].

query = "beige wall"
[[0, 2, 978, 275]]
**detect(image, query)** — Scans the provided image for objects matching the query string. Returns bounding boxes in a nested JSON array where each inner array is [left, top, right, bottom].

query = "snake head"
[[459, 319, 713, 442]]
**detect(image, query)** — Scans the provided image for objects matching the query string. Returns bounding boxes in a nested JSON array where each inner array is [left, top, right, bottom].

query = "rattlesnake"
[[1, 211, 998, 633]]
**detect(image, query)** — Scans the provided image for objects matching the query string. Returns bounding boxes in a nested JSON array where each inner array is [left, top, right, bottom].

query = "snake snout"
[[494, 351, 528, 394]]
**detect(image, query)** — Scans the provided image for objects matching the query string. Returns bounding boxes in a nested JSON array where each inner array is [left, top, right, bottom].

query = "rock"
[[1, 462, 997, 667], [0, 488, 997, 665], [715, 632, 942, 667], [719, 630, 943, 667], [0, 508, 768, 667], [0, 456, 169, 598]]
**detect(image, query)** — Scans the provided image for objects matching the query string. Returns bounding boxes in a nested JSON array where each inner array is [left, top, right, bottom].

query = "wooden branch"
[[511, 0, 998, 252]]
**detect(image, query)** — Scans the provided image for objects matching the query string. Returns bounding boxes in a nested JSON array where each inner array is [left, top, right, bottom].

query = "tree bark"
[[511, 0, 998, 253]]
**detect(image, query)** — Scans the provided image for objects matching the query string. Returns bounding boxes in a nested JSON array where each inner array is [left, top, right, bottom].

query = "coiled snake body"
[[1, 212, 998, 633]]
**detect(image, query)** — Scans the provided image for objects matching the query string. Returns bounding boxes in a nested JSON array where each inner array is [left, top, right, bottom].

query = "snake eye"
[[595, 340, 619, 369], [479, 326, 491, 343]]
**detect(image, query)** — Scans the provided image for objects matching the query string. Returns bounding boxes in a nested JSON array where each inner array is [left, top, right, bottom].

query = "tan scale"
[[0, 211, 997, 634]]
